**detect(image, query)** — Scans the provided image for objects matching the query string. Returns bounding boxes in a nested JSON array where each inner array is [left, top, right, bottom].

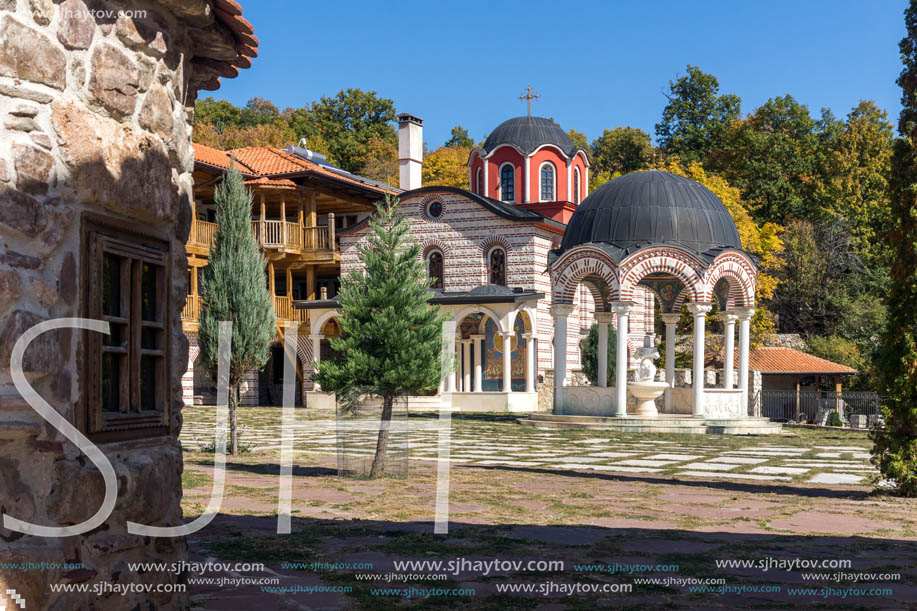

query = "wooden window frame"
[[500, 164, 515, 202], [427, 250, 444, 290], [80, 215, 172, 442]]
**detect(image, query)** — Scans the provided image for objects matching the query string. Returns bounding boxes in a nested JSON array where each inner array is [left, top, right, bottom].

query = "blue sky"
[[214, 0, 907, 147]]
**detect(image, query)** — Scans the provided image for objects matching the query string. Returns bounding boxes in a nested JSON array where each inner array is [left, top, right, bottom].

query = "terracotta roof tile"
[[194, 144, 397, 195], [192, 142, 256, 173], [741, 346, 857, 375], [244, 177, 297, 188]]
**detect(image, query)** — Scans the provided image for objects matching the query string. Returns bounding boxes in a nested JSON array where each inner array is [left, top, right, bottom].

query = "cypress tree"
[[872, 2, 917, 496], [198, 168, 276, 455], [315, 196, 446, 478], [580, 323, 617, 386]]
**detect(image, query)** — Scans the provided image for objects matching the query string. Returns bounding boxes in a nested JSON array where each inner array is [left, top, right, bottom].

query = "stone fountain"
[[628, 337, 669, 418]]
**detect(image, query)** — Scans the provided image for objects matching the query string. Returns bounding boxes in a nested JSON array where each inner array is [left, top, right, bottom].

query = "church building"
[[299, 113, 658, 412]]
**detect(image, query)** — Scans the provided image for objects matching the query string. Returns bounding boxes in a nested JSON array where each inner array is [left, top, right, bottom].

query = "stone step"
[[516, 414, 783, 435]]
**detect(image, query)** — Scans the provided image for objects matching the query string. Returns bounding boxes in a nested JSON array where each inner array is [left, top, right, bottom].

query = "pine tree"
[[198, 168, 276, 455], [315, 196, 446, 478], [872, 1, 917, 497]]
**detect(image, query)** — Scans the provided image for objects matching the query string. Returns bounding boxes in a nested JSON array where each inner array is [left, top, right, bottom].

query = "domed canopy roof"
[[482, 116, 579, 157], [558, 170, 742, 260]]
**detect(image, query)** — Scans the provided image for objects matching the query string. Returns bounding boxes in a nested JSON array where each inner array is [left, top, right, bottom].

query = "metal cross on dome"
[[519, 86, 541, 116]]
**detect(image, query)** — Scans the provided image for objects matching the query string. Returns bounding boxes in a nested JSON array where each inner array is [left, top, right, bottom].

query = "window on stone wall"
[[84, 219, 170, 439], [428, 251, 444, 289], [500, 164, 514, 202], [489, 248, 506, 286], [540, 163, 555, 201]]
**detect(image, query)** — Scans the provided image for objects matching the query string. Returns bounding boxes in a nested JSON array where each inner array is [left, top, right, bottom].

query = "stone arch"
[[420, 237, 450, 260], [311, 310, 340, 336], [550, 246, 619, 307], [618, 248, 706, 303], [478, 234, 512, 257], [703, 253, 756, 307], [453, 305, 505, 336]]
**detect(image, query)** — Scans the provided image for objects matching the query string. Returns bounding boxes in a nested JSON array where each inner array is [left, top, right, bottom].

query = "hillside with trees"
[[192, 71, 895, 390]]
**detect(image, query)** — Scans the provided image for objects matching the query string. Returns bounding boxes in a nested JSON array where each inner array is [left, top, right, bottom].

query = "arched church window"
[[540, 163, 555, 201], [500, 164, 514, 202], [476, 167, 483, 194], [428, 251, 444, 289], [573, 167, 581, 204], [489, 248, 506, 286]]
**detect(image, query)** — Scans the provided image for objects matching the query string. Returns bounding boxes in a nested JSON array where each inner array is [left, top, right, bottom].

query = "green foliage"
[[711, 95, 830, 224], [807, 335, 863, 373], [591, 127, 654, 175], [655, 65, 741, 164], [566, 128, 588, 151], [579, 323, 616, 386], [827, 411, 843, 427], [193, 89, 397, 174], [309, 89, 397, 174], [423, 145, 472, 188], [872, 1, 917, 498], [445, 125, 474, 148], [315, 196, 447, 477], [198, 169, 276, 454]]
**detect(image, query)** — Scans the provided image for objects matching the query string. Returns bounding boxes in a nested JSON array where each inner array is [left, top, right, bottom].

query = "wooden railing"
[[273, 296, 309, 322], [303, 225, 330, 250], [182, 294, 200, 320], [188, 220, 219, 250]]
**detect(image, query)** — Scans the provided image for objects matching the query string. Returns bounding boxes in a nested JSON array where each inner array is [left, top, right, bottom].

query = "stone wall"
[[0, 1, 254, 608]]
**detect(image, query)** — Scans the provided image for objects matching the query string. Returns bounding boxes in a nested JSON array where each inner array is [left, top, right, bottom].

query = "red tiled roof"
[[192, 143, 256, 173], [743, 347, 857, 375], [244, 177, 297, 188], [194, 143, 397, 194], [229, 146, 310, 176]]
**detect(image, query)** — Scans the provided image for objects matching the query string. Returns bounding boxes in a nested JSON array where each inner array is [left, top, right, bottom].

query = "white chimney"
[[397, 113, 423, 191]]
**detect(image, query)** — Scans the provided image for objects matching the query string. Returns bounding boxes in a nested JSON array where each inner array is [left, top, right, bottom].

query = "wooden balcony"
[[187, 220, 219, 254], [182, 294, 200, 320], [249, 221, 334, 254], [273, 296, 309, 323]]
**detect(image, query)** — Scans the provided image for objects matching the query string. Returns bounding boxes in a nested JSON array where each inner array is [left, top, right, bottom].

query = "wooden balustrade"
[[303, 225, 330, 250], [188, 220, 219, 250], [182, 294, 200, 320], [272, 295, 309, 323]]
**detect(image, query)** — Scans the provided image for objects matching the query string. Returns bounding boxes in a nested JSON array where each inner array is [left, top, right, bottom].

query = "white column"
[[524, 155, 532, 202], [462, 340, 472, 393], [551, 303, 574, 410], [721, 311, 739, 388], [611, 301, 633, 418], [454, 344, 461, 391], [310, 333, 323, 391], [501, 332, 514, 392], [595, 311, 614, 387], [584, 166, 589, 197], [660, 313, 681, 413], [524, 333, 536, 393], [687, 303, 713, 417], [483, 160, 489, 197], [472, 334, 484, 392], [736, 306, 755, 401]]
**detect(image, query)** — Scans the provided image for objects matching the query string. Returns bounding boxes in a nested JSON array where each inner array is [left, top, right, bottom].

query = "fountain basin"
[[628, 381, 669, 418]]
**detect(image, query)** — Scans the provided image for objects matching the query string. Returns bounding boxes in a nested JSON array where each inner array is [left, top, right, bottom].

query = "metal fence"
[[761, 390, 884, 422]]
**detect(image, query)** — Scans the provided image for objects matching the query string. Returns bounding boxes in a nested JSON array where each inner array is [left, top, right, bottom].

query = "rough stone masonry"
[[0, 0, 255, 608]]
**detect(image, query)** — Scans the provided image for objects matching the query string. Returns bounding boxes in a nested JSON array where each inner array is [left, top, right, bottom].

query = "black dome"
[[483, 116, 579, 157], [559, 170, 742, 257]]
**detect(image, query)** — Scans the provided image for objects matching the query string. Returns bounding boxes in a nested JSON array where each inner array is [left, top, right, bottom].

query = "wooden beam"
[[306, 265, 316, 301], [286, 267, 293, 298], [268, 261, 275, 297]]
